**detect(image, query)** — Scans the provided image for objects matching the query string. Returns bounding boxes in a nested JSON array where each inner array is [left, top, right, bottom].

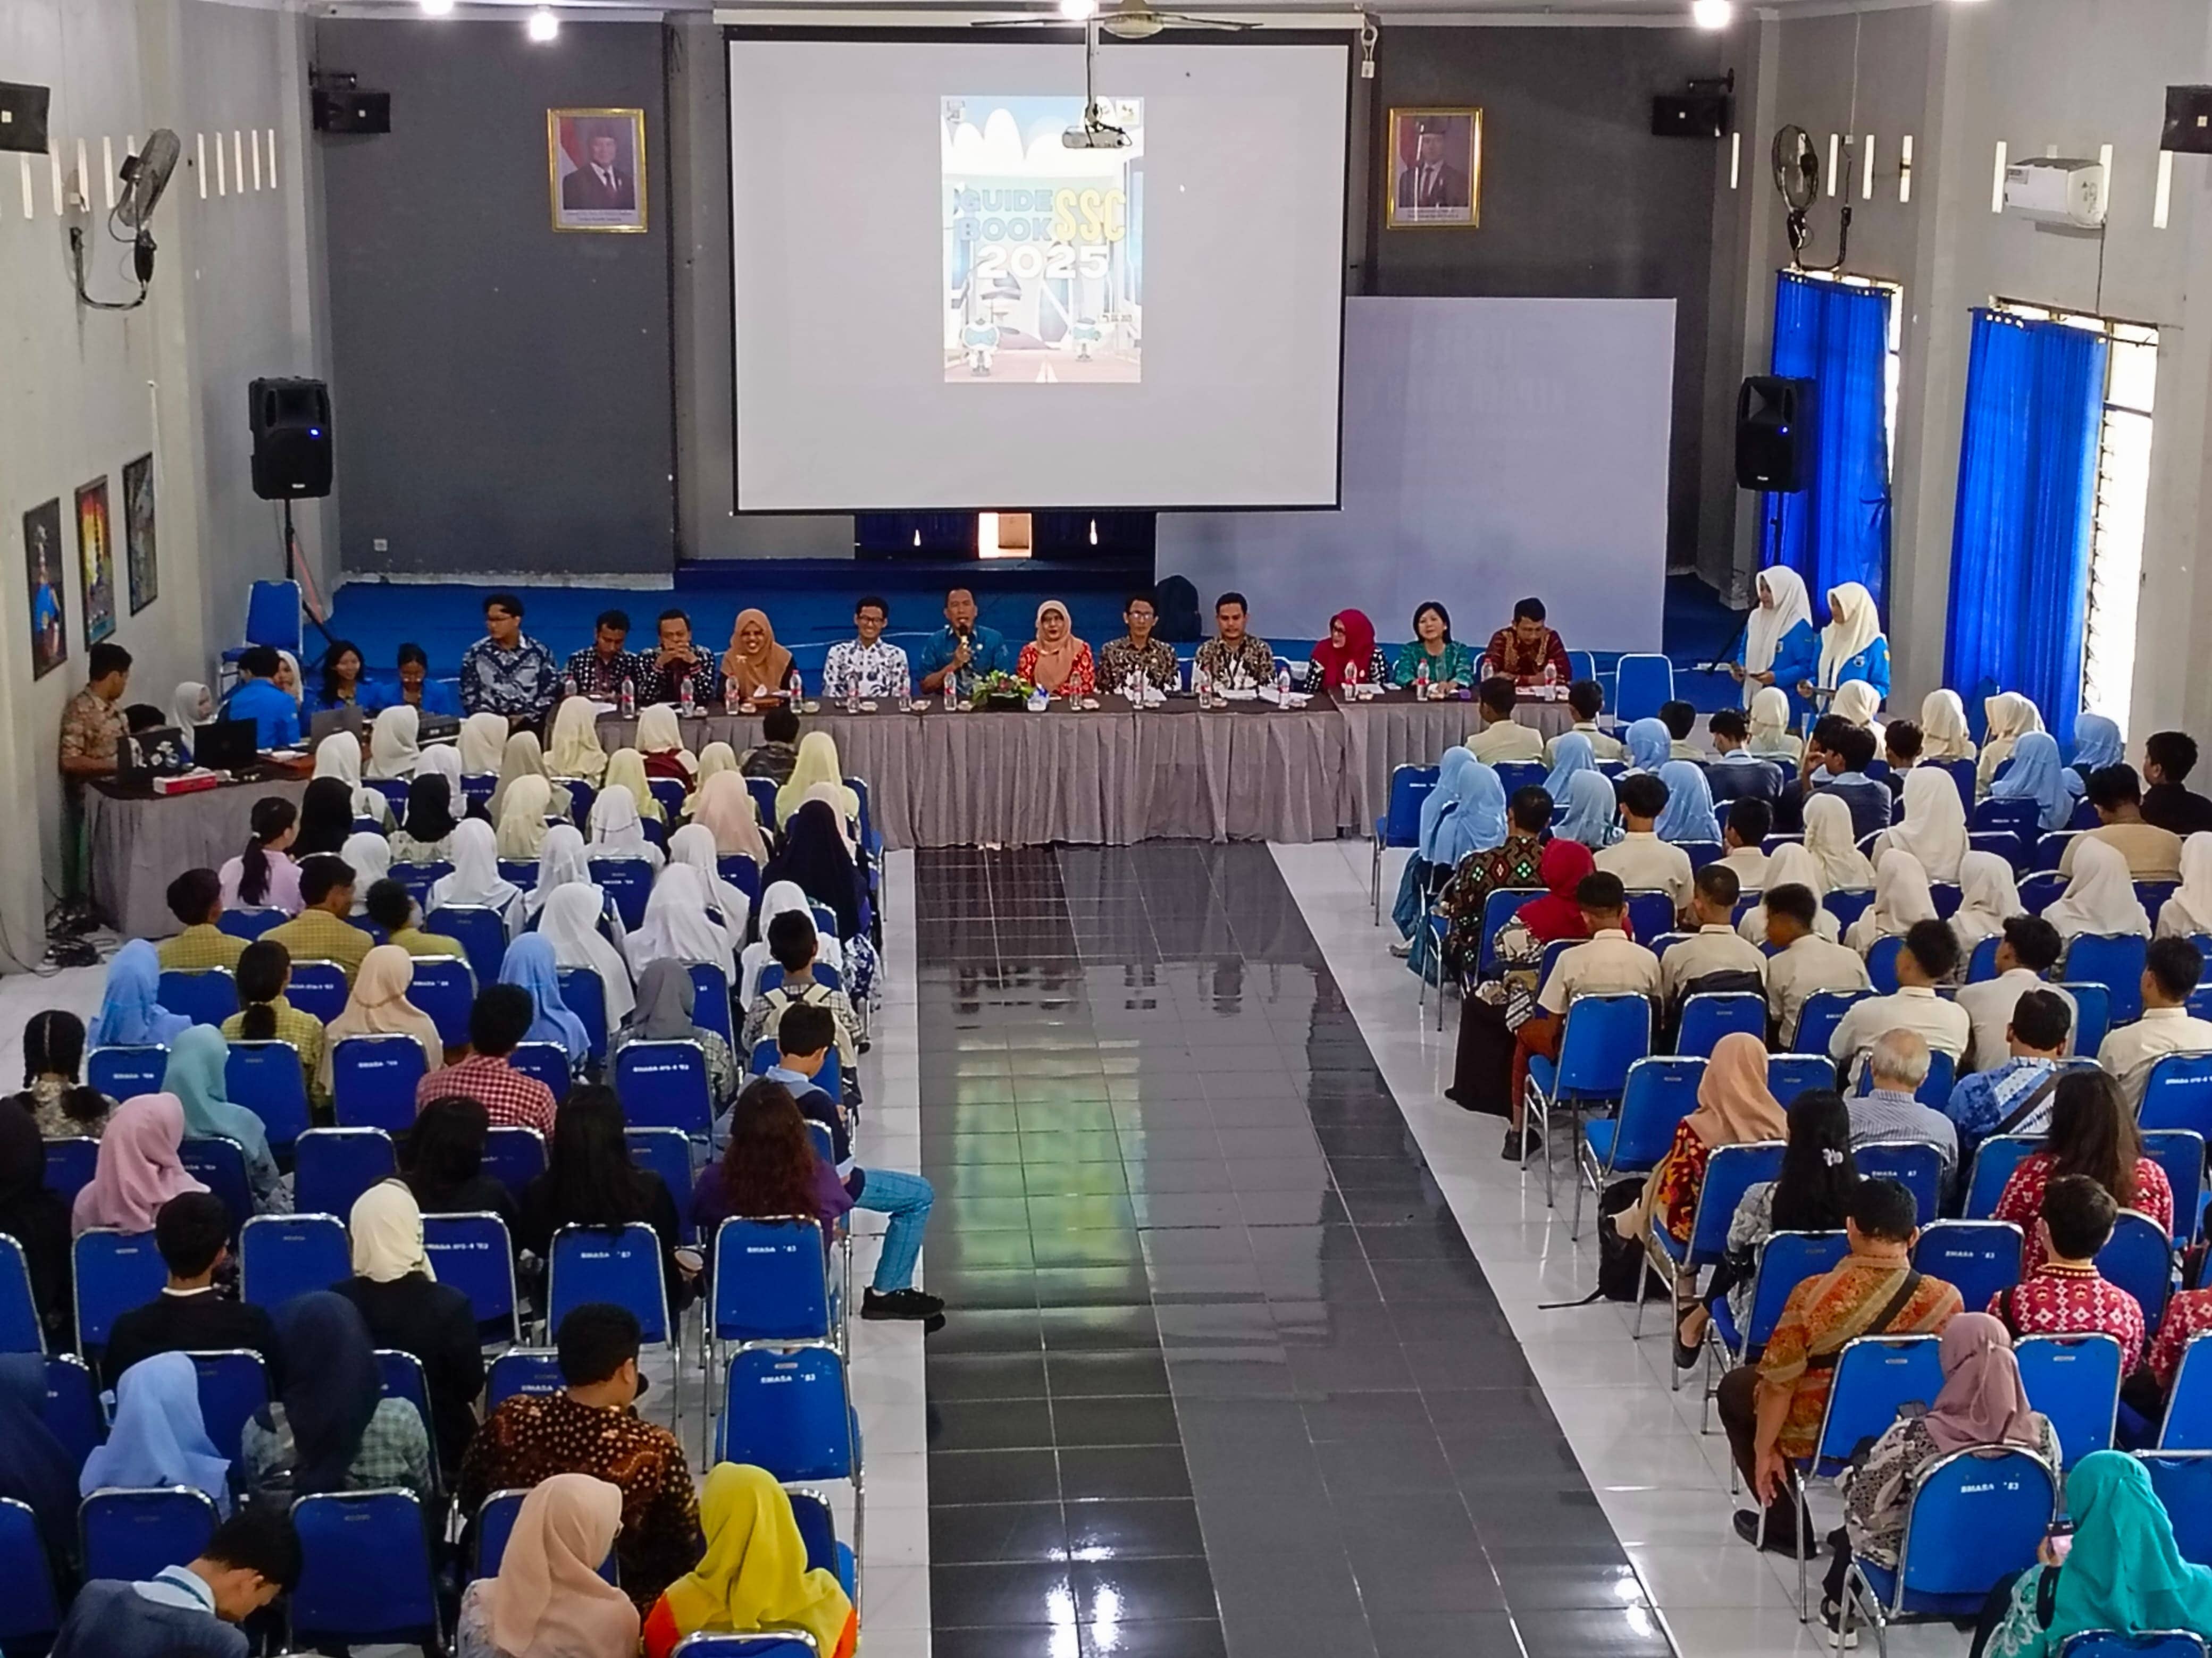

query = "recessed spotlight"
[[419, 0, 454, 14], [1691, 0, 1732, 27], [527, 6, 559, 41], [1059, 0, 1099, 16]]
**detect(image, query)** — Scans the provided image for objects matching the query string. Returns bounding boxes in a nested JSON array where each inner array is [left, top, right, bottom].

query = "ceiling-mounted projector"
[[1063, 116, 1131, 148]]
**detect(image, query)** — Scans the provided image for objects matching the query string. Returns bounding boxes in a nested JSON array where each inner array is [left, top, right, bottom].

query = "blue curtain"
[[1765, 272, 1895, 608], [1942, 308, 2107, 754]]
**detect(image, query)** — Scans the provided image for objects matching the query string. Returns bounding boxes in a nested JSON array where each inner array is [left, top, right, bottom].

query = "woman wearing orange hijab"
[[1016, 600, 1096, 697], [721, 610, 794, 702]]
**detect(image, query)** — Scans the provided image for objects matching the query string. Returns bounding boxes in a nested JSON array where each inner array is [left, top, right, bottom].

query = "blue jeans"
[[856, 1166, 933, 1292]]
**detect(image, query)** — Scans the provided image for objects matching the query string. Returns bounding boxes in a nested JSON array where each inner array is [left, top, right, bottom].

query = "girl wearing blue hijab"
[[1559, 771, 1622, 850], [2071, 712, 2125, 775], [498, 933, 591, 1066], [1622, 718, 1671, 774], [1654, 760, 1722, 844], [87, 940, 191, 1050], [1544, 731, 1598, 801], [1394, 747, 1473, 940], [1434, 760, 1509, 868], [1988, 731, 2084, 831], [164, 1025, 279, 1206], [80, 1349, 231, 1515]]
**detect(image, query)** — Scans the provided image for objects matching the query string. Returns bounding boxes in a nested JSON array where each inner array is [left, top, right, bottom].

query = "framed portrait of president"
[[548, 107, 648, 233], [1386, 107, 1481, 229]]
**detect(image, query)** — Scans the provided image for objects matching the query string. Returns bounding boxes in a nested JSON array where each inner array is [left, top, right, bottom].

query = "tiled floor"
[[912, 844, 1664, 1658]]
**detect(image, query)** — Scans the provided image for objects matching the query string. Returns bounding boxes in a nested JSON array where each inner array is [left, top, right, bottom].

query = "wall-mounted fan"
[[72, 126, 180, 311], [1772, 122, 1849, 271]]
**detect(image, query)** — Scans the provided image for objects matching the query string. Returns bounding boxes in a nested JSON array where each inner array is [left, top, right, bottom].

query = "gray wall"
[[1370, 23, 1731, 570], [316, 18, 673, 577]]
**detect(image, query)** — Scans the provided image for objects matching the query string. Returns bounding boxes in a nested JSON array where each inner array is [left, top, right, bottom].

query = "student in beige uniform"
[[2058, 764, 2184, 881], [1717, 798, 1773, 895], [1661, 864, 1769, 1015], [1543, 680, 1626, 764], [1596, 772, 1694, 919], [1762, 883, 1872, 1047], [1954, 915, 2075, 1073], [1828, 919, 1972, 1082], [2097, 936, 2212, 1109], [1468, 676, 1546, 765]]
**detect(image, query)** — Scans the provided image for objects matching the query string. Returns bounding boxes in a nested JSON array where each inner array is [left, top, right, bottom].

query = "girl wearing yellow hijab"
[[642, 1463, 856, 1658], [774, 731, 859, 831], [547, 694, 610, 786]]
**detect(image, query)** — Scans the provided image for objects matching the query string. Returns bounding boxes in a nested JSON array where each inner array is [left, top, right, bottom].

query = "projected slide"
[[942, 96, 1143, 383]]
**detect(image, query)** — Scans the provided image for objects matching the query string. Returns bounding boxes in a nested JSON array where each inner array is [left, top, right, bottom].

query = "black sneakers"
[[1501, 1127, 1542, 1162], [862, 1287, 946, 1323]]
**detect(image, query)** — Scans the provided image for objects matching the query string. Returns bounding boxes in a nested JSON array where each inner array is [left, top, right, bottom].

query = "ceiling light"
[[527, 6, 559, 40], [1059, 0, 1099, 16], [1691, 0, 1732, 27], [419, 0, 454, 14]]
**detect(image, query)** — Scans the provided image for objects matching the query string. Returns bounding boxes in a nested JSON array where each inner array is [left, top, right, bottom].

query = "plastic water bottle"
[[845, 675, 860, 714], [1277, 664, 1292, 704], [1415, 658, 1430, 700], [618, 676, 635, 719], [1544, 661, 1558, 698], [562, 674, 577, 701], [787, 667, 803, 704], [679, 673, 697, 718]]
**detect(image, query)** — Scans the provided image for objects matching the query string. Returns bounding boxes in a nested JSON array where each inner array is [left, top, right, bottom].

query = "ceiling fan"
[[974, 1, 1256, 37]]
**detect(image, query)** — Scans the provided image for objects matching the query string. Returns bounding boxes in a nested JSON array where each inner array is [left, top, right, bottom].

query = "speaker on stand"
[[248, 376, 335, 652]]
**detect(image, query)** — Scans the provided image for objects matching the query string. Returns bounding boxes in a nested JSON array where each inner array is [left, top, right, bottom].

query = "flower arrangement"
[[971, 669, 1035, 708]]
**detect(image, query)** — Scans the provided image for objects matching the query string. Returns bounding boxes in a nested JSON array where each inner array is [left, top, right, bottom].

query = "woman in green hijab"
[[165, 1025, 281, 1209], [1976, 1451, 2212, 1657]]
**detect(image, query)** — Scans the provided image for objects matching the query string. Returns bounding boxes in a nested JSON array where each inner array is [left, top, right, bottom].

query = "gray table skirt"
[[87, 777, 308, 939], [1336, 696, 1576, 830]]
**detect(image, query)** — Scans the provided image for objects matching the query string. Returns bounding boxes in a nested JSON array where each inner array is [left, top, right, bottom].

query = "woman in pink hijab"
[[457, 1472, 639, 1658], [71, 1093, 207, 1235]]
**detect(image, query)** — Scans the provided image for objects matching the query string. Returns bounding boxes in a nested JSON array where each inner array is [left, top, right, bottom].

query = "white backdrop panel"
[[1157, 296, 1673, 653]]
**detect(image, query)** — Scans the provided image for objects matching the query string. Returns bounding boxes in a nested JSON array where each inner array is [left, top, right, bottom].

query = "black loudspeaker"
[[1652, 94, 1730, 139], [0, 82, 51, 155], [249, 377, 333, 500], [312, 88, 389, 134], [1735, 376, 1813, 492], [2164, 86, 2212, 154]]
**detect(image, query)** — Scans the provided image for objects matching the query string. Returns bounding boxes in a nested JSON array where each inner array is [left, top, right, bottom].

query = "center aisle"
[[915, 844, 1659, 1658]]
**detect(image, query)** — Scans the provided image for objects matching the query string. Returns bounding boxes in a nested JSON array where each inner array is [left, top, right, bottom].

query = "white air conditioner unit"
[[2003, 157, 2106, 227]]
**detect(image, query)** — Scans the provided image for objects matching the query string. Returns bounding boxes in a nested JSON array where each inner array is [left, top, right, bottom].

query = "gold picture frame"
[[547, 107, 648, 233], [1386, 107, 1481, 229]]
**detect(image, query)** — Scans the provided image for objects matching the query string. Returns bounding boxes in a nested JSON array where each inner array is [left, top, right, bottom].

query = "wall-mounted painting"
[[76, 477, 114, 646], [123, 451, 157, 615], [23, 499, 66, 680]]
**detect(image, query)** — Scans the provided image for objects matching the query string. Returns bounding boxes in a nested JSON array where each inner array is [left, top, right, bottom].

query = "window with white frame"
[[1991, 299, 2158, 736]]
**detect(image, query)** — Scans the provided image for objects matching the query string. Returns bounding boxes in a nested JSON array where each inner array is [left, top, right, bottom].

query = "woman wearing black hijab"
[[0, 1099, 72, 1346], [391, 773, 460, 864], [763, 800, 864, 941], [0, 1353, 79, 1575], [292, 777, 357, 859], [240, 1290, 433, 1504]]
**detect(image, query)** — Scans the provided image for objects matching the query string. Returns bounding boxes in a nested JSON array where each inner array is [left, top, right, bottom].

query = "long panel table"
[[87, 775, 309, 939]]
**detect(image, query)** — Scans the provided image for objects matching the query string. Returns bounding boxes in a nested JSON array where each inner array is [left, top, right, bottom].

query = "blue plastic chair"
[[1964, 1135, 2044, 1220], [1614, 654, 1673, 722], [1767, 1053, 1839, 1102], [1823, 888, 1875, 933], [292, 1126, 396, 1220], [2142, 1451, 2212, 1567], [376, 1347, 433, 1441], [2099, 1210, 2175, 1325], [230, 577, 301, 659], [2143, 1054, 2212, 1137], [0, 1235, 40, 1353], [481, 1126, 548, 1202], [188, 1347, 270, 1463], [757, 962, 844, 998], [1812, 1336, 1947, 1480], [224, 1039, 311, 1152], [472, 1487, 618, 1583], [1843, 1446, 2056, 1635], [1524, 994, 1652, 1203], [2029, 831, 2079, 874], [671, 1636, 820, 1658], [690, 962, 735, 1046], [2140, 882, 2182, 922], [788, 1488, 855, 1596], [80, 1485, 220, 1586], [497, 860, 538, 891], [424, 1212, 520, 1341], [389, 862, 451, 906], [42, 1136, 98, 1209], [549, 1223, 672, 1346], [715, 1341, 858, 1497], [39, 1353, 100, 1467], [290, 1489, 442, 1649], [283, 960, 347, 1023], [557, 967, 611, 1063], [2061, 981, 2114, 1060], [426, 905, 508, 991], [1623, 890, 1675, 946], [1865, 937, 1904, 996], [2016, 1333, 2123, 1467], [1793, 989, 1870, 1057], [239, 1213, 350, 1310], [628, 1129, 698, 1244], [1855, 1141, 1946, 1227], [1679, 840, 1726, 875], [711, 1217, 832, 1348], [2067, 935, 2150, 1025], [2161, 1339, 2212, 1451], [87, 1044, 167, 1100], [615, 1040, 714, 1139], [460, 772, 497, 811], [745, 776, 778, 830], [2059, 1635, 2211, 1658], [2143, 1130, 2206, 1243], [1913, 1220, 2023, 1315], [1473, 887, 1544, 981], [1493, 761, 1547, 799], [1644, 1140, 1786, 1353], [508, 1041, 572, 1104], [158, 968, 238, 1028], [1710, 1230, 1850, 1366], [216, 906, 288, 942], [2020, 871, 2069, 916], [486, 1348, 565, 1410], [1675, 992, 1766, 1057], [648, 777, 688, 823], [408, 955, 476, 1048], [178, 1138, 252, 1235], [718, 855, 761, 907], [590, 859, 656, 931], [1370, 764, 1438, 923], [1967, 936, 2003, 984], [0, 1495, 60, 1649], [331, 1033, 428, 1133], [1930, 882, 1964, 921], [1576, 1056, 1701, 1239], [1974, 797, 2045, 839]]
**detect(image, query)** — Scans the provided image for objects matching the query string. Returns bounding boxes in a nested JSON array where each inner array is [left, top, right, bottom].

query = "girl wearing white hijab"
[[1803, 793, 1877, 891], [1735, 566, 1815, 711], [635, 704, 698, 778], [1831, 679, 1884, 734], [668, 823, 755, 939], [1813, 580, 1888, 695], [624, 862, 737, 980], [2042, 836, 2151, 942], [313, 733, 391, 826], [2157, 834, 2212, 940], [417, 742, 464, 793], [587, 784, 663, 870], [1951, 849, 2025, 953], [1847, 849, 1940, 954], [489, 732, 572, 826], [546, 695, 609, 786], [170, 681, 213, 738], [425, 819, 524, 934], [342, 831, 392, 915], [317, 946, 446, 1093], [365, 704, 421, 781], [1747, 685, 1804, 761], [741, 880, 843, 1007], [274, 649, 304, 706], [1920, 691, 1978, 762], [1976, 693, 2046, 793], [458, 712, 509, 777], [604, 748, 663, 823], [1872, 767, 1970, 885], [1736, 843, 1843, 944], [536, 881, 636, 1024], [526, 823, 594, 912], [495, 775, 554, 862]]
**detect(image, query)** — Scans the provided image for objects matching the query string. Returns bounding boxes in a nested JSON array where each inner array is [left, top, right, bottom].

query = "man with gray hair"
[[1847, 1028, 1959, 1181]]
